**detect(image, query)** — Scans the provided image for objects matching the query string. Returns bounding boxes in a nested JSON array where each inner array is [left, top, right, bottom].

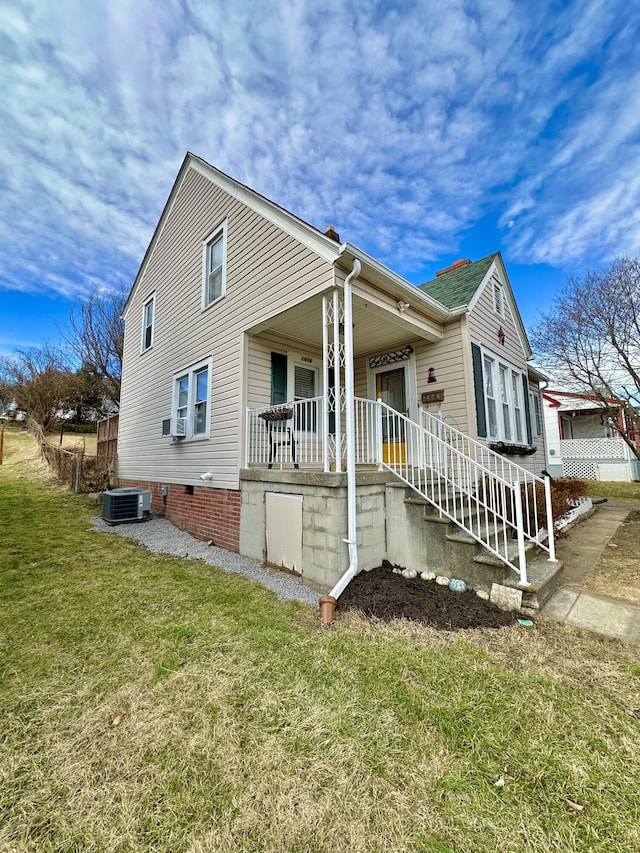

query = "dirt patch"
[[336, 564, 521, 630], [585, 509, 640, 604]]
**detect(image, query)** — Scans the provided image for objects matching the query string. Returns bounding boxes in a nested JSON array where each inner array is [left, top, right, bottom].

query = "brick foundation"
[[118, 480, 241, 552]]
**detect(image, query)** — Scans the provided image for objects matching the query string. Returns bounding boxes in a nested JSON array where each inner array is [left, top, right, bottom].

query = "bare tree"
[[62, 287, 127, 408], [1, 346, 76, 430], [531, 257, 640, 458]]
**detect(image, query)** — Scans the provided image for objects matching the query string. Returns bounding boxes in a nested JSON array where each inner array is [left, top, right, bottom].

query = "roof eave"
[[338, 242, 452, 321]]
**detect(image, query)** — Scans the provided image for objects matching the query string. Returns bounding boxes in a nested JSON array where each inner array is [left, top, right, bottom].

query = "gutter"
[[338, 242, 453, 321], [319, 258, 361, 624]]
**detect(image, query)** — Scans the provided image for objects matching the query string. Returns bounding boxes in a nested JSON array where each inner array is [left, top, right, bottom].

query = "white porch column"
[[322, 289, 345, 472]]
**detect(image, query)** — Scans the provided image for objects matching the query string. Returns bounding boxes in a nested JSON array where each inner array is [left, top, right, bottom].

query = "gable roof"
[[123, 152, 343, 319], [417, 253, 498, 308], [123, 152, 453, 323]]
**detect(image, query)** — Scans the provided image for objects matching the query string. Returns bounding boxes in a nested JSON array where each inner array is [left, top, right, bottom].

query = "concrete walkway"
[[542, 499, 640, 645]]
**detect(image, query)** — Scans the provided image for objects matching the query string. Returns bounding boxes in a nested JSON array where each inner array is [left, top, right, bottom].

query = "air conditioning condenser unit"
[[102, 488, 152, 525]]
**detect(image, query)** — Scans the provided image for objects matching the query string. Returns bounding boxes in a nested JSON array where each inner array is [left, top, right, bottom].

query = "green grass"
[[2, 430, 640, 852], [583, 479, 640, 501]]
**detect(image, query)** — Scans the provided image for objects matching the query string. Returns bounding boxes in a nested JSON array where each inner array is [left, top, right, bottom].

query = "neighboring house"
[[543, 389, 639, 482], [118, 153, 557, 605]]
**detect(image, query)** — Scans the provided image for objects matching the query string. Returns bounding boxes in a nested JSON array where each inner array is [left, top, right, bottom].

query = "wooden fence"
[[29, 419, 113, 493], [97, 414, 119, 467]]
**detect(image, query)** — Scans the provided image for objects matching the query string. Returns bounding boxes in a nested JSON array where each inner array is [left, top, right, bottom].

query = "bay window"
[[481, 351, 527, 444]]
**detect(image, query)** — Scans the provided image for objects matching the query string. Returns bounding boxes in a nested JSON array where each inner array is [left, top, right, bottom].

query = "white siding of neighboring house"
[[118, 167, 334, 489], [542, 398, 564, 475]]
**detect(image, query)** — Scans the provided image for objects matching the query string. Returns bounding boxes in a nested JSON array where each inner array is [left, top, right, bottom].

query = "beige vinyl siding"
[[528, 381, 548, 476], [466, 273, 544, 475], [246, 333, 323, 409], [414, 319, 469, 433], [467, 272, 529, 371], [118, 168, 333, 489], [354, 358, 367, 398]]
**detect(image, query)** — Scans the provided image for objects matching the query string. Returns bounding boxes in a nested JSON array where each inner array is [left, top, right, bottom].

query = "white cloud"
[[0, 0, 639, 308]]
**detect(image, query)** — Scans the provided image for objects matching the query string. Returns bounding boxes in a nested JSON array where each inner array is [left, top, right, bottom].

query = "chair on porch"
[[258, 407, 299, 469]]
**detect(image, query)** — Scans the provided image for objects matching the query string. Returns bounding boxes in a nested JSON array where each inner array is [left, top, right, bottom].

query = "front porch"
[[241, 273, 556, 600], [243, 392, 557, 598]]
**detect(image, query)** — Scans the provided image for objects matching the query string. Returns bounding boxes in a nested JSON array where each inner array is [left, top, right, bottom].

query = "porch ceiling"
[[247, 290, 443, 356]]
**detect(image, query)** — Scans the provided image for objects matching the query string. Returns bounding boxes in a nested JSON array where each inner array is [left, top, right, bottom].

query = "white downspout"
[[326, 258, 361, 605]]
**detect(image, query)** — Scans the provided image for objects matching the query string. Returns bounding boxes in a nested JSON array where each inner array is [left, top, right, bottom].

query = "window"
[[532, 393, 543, 436], [482, 352, 526, 443], [493, 281, 504, 317], [483, 355, 498, 438], [142, 295, 154, 351], [202, 222, 227, 308], [511, 373, 523, 442], [269, 352, 320, 432], [171, 358, 212, 439], [294, 363, 317, 432]]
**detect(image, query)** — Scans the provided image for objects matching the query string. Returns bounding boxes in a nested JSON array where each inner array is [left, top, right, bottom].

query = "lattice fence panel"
[[562, 460, 598, 479], [560, 438, 627, 460]]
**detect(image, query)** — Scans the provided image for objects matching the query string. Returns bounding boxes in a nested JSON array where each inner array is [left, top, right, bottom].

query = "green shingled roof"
[[418, 253, 498, 309]]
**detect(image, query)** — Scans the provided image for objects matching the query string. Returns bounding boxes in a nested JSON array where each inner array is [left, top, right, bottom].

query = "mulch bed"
[[336, 564, 521, 630]]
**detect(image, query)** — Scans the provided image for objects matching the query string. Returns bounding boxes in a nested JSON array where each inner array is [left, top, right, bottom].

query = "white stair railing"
[[356, 398, 556, 585], [419, 409, 555, 559]]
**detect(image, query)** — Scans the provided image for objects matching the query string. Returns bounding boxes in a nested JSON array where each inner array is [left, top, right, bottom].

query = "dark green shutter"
[[522, 375, 533, 444], [270, 353, 287, 404], [471, 343, 487, 438]]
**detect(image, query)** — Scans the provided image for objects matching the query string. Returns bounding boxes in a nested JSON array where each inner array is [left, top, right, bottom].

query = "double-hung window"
[[202, 222, 227, 309], [482, 351, 526, 444], [142, 295, 155, 351], [172, 358, 212, 439]]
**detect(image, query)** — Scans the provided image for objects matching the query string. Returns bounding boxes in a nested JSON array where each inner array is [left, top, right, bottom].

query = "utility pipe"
[[322, 259, 361, 619]]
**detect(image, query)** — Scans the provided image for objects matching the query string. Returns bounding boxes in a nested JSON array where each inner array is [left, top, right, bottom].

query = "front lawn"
[[584, 480, 640, 501], [1, 431, 640, 852]]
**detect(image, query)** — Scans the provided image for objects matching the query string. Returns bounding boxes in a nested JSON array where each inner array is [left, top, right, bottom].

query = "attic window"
[[493, 281, 504, 317], [202, 221, 227, 309]]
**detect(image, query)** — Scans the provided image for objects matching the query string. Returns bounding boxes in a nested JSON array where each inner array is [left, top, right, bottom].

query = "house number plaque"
[[422, 389, 445, 403]]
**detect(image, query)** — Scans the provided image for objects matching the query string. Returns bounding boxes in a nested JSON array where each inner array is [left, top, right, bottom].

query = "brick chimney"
[[435, 258, 471, 277], [325, 225, 341, 243]]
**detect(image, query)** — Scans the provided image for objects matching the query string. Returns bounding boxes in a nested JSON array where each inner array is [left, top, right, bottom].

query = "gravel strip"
[[91, 516, 321, 607]]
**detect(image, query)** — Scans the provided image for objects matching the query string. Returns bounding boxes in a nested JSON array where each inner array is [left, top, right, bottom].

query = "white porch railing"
[[245, 397, 556, 584], [245, 397, 325, 469]]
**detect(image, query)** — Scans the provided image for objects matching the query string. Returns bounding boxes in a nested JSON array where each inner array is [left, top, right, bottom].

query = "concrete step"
[[500, 557, 565, 610]]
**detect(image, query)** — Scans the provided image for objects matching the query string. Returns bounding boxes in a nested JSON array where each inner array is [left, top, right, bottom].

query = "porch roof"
[[246, 286, 444, 355]]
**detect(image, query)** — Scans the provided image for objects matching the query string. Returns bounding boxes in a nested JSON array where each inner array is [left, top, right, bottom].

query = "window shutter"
[[471, 343, 487, 438], [522, 375, 533, 444], [271, 353, 287, 404]]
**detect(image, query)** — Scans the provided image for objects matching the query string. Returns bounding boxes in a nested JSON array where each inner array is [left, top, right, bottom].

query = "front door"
[[376, 367, 407, 464]]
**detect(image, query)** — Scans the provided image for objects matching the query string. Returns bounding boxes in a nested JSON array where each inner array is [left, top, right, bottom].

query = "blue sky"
[[1, 0, 640, 359]]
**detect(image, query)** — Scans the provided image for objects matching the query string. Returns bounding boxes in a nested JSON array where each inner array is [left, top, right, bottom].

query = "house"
[[118, 153, 558, 607], [543, 389, 639, 482]]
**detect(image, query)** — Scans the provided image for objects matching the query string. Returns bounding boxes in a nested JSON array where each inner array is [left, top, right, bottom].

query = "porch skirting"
[[240, 469, 393, 588], [117, 479, 241, 552]]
